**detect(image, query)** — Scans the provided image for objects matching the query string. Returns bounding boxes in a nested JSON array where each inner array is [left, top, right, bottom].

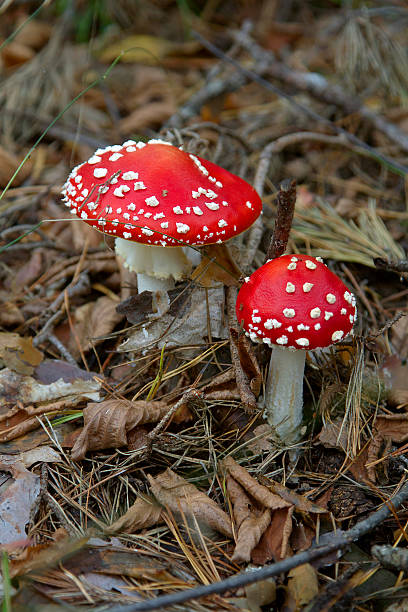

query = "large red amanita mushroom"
[[62, 139, 262, 294], [236, 254, 357, 443]]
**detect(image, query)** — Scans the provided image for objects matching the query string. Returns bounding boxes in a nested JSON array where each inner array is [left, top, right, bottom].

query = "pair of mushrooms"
[[63, 139, 357, 443]]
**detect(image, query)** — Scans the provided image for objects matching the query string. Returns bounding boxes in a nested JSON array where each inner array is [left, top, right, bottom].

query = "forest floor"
[[1, 1, 408, 611]]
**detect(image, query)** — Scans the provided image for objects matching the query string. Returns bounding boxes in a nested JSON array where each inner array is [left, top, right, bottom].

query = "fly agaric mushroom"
[[62, 139, 262, 294], [236, 254, 357, 443]]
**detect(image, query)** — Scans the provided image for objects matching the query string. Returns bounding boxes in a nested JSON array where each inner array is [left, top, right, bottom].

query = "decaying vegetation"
[[1, 1, 408, 610]]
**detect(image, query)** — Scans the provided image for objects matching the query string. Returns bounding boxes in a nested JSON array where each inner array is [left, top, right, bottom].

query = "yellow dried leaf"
[[287, 563, 319, 607], [232, 509, 272, 563], [0, 333, 43, 375], [71, 399, 169, 460], [148, 468, 233, 538], [99, 35, 199, 64], [105, 495, 163, 534]]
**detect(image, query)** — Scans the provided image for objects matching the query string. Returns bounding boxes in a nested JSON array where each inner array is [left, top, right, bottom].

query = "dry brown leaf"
[[12, 249, 44, 292], [287, 563, 319, 608], [13, 19, 52, 50], [259, 476, 327, 514], [251, 507, 294, 564], [222, 457, 290, 510], [0, 333, 43, 375], [367, 413, 408, 482], [191, 244, 241, 287], [0, 146, 32, 187], [71, 399, 170, 460], [69, 296, 122, 357], [148, 468, 233, 538], [227, 474, 272, 562], [244, 578, 276, 611], [318, 418, 349, 452], [232, 509, 272, 564], [105, 495, 164, 535]]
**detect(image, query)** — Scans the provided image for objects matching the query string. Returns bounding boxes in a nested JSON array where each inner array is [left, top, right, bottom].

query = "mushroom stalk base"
[[136, 273, 174, 294], [264, 346, 305, 444]]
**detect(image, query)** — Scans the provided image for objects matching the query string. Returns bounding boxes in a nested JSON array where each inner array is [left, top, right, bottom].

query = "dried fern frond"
[[292, 198, 405, 267]]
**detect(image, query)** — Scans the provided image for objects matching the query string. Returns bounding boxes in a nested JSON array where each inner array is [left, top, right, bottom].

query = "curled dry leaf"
[[318, 418, 349, 452], [222, 457, 290, 510], [105, 495, 164, 535], [201, 368, 240, 401], [227, 475, 272, 562], [71, 399, 170, 460], [148, 468, 233, 539], [259, 475, 327, 514]]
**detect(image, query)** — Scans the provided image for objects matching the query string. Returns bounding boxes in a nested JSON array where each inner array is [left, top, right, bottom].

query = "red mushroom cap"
[[61, 139, 262, 247], [236, 254, 357, 350]]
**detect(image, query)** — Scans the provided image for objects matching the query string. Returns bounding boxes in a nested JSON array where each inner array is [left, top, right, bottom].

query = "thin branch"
[[266, 178, 296, 261]]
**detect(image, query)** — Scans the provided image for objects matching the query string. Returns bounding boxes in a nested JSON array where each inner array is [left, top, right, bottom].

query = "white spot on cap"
[[305, 260, 317, 270], [287, 263, 297, 270], [206, 202, 219, 211], [114, 185, 130, 197], [326, 293, 336, 304], [173, 206, 183, 214], [296, 338, 309, 347], [123, 140, 136, 147], [80, 211, 88, 219], [297, 324, 310, 331], [244, 277, 250, 283], [141, 227, 153, 236], [286, 326, 293, 333], [314, 323, 321, 330], [276, 335, 288, 345], [341, 308, 347, 315], [324, 311, 333, 320], [193, 206, 203, 215], [109, 153, 123, 162], [176, 223, 190, 234], [88, 155, 101, 164], [283, 308, 295, 318], [246, 201, 252, 209], [122, 171, 139, 180], [145, 196, 159, 207], [303, 282, 313, 292], [153, 212, 165, 220], [332, 330, 344, 342], [203, 225, 209, 232], [286, 282, 295, 293], [216, 181, 223, 188], [161, 222, 169, 229], [349, 314, 354, 324], [344, 291, 353, 304], [94, 168, 108, 178], [218, 219, 228, 228], [265, 319, 281, 329], [316, 256, 324, 262], [134, 181, 146, 190], [123, 232, 132, 239], [310, 307, 321, 318]]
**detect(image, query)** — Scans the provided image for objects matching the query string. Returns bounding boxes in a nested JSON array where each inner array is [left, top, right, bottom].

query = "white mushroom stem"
[[264, 346, 306, 444], [115, 237, 193, 294]]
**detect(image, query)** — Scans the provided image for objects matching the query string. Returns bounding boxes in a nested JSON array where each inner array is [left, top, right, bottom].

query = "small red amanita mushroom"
[[62, 139, 262, 294], [236, 254, 357, 443]]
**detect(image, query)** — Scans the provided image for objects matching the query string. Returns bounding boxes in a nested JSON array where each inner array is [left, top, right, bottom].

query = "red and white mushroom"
[[62, 139, 262, 294], [236, 254, 357, 443]]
